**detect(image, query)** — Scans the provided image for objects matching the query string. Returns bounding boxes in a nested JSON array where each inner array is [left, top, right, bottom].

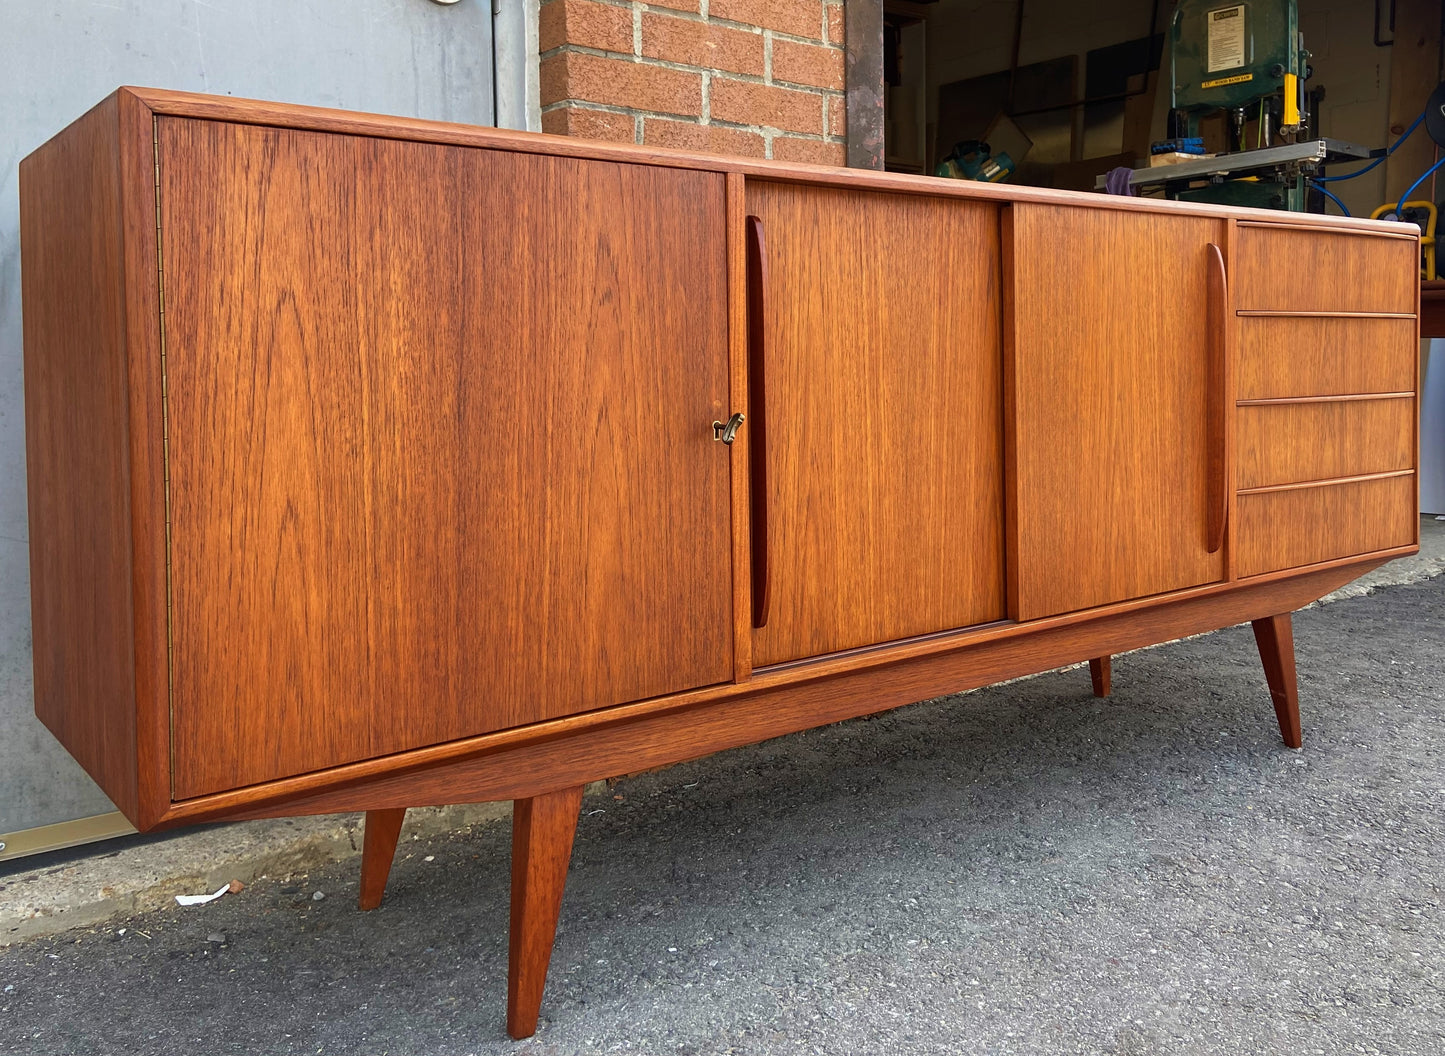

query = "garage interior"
[[881, 0, 1438, 219]]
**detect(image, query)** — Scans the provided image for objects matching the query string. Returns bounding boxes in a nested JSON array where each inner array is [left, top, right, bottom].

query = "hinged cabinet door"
[[1006, 204, 1228, 620], [159, 119, 733, 798]]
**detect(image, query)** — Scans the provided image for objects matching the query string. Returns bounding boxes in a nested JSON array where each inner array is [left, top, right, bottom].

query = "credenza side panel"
[[159, 119, 734, 798], [746, 182, 1007, 667], [1007, 205, 1228, 620], [19, 93, 142, 820]]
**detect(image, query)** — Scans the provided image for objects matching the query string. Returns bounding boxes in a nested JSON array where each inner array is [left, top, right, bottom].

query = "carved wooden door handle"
[[1205, 241, 1229, 556]]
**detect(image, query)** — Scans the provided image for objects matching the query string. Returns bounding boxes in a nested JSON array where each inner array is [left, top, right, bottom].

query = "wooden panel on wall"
[[18, 93, 141, 821], [746, 182, 1005, 667], [1234, 227, 1418, 314], [1238, 316, 1419, 399], [160, 119, 734, 798], [1007, 205, 1226, 620], [1236, 398, 1416, 489], [1384, 0, 1443, 205], [1236, 474, 1418, 578]]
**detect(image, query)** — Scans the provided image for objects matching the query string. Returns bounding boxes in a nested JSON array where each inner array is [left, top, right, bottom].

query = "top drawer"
[[1234, 224, 1418, 314]]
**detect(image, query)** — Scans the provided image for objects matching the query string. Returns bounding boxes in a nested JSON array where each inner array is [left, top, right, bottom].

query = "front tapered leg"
[[1252, 613, 1302, 749], [358, 808, 407, 910], [1089, 656, 1111, 697], [507, 785, 584, 1040]]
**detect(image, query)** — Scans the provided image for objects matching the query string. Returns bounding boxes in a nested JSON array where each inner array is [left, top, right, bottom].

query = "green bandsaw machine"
[[1097, 0, 1372, 210], [1171, 0, 1306, 143]]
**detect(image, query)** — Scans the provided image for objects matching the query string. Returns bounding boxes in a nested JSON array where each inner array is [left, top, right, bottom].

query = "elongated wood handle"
[[1205, 242, 1229, 555], [745, 215, 771, 629]]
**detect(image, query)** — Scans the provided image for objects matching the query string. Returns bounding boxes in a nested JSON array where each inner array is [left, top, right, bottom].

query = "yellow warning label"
[[1200, 73, 1255, 89]]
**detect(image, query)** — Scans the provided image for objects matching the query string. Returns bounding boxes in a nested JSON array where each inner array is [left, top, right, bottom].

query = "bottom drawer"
[[1236, 474, 1417, 578]]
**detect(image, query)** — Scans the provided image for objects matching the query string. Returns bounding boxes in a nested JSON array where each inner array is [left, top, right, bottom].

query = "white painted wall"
[[1, 0, 529, 835], [1423, 340, 1445, 516]]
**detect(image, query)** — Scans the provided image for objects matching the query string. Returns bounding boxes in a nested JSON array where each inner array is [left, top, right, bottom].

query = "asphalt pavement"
[[2, 576, 1443, 1055]]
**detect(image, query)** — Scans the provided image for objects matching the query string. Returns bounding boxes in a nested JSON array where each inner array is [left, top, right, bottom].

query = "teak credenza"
[[20, 89, 1421, 1038]]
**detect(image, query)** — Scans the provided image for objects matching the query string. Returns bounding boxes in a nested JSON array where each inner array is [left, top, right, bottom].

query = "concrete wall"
[[0, 0, 509, 835]]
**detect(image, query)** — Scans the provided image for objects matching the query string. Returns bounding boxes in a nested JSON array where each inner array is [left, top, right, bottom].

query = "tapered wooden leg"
[[507, 785, 584, 1040], [358, 808, 407, 911], [1089, 656, 1111, 697], [1252, 612, 1302, 749]]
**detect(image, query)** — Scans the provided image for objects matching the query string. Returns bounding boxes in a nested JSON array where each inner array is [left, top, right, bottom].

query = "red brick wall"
[[540, 0, 846, 164]]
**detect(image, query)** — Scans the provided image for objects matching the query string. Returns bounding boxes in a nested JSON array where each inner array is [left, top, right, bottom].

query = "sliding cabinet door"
[[1006, 204, 1228, 620], [747, 182, 1006, 666]]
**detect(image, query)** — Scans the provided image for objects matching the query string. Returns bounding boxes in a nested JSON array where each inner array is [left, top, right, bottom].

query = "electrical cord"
[[1394, 154, 1445, 219], [1308, 180, 1352, 216], [1314, 108, 1425, 183]]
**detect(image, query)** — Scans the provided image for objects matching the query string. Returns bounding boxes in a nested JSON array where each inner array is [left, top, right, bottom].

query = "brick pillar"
[[539, 0, 846, 165]]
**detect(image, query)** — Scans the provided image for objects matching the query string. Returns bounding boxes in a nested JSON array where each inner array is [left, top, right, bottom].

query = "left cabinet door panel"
[[159, 119, 733, 799]]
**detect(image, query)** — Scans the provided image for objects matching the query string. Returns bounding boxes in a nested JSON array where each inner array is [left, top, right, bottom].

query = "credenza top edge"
[[49, 86, 1410, 239]]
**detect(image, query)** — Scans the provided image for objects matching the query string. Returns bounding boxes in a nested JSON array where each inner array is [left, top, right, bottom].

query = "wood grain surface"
[[1205, 241, 1231, 555], [1235, 474, 1418, 577], [746, 182, 1005, 666], [1236, 397, 1416, 489], [725, 173, 754, 681], [116, 92, 175, 828], [215, 555, 1386, 821], [508, 785, 584, 1039], [159, 118, 734, 797], [1234, 226, 1418, 314], [1252, 613, 1302, 749], [1237, 316, 1418, 399], [744, 214, 771, 632], [19, 93, 142, 820], [1089, 656, 1111, 698], [358, 808, 406, 910], [1006, 205, 1226, 620]]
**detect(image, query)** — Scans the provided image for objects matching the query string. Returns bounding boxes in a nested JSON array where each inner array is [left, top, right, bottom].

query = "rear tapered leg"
[[1089, 656, 1111, 697], [1252, 613, 1302, 749], [358, 808, 407, 911], [507, 785, 584, 1040]]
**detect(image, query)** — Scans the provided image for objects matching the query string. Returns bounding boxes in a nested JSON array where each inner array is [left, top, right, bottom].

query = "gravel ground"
[[2, 577, 1443, 1056]]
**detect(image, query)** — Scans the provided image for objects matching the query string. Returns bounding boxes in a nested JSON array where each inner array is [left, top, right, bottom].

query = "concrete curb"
[[4, 519, 1442, 947], [0, 803, 510, 946]]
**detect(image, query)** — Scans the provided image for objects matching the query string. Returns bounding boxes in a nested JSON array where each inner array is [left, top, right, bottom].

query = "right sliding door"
[[1006, 204, 1228, 621]]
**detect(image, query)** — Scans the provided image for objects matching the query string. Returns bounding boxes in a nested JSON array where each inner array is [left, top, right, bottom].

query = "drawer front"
[[1238, 316, 1418, 399], [1236, 398, 1415, 489], [1236, 474, 1417, 578], [1235, 225, 1418, 314]]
